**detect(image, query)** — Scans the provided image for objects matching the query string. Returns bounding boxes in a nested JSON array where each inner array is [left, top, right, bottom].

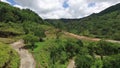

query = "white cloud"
[[13, 4, 23, 9], [67, 0, 120, 18], [1, 0, 11, 4], [1, 0, 120, 19]]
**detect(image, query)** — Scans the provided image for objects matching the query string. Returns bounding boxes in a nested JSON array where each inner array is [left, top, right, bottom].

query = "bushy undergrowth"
[[0, 42, 20, 68]]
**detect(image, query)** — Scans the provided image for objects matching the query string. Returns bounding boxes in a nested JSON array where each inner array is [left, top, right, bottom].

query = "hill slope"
[[0, 2, 47, 38], [0, 2, 47, 68], [46, 3, 120, 40], [0, 2, 43, 23]]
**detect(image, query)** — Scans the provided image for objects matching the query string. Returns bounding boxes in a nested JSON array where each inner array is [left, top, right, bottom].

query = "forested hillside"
[[0, 2, 43, 23], [46, 3, 120, 40], [0, 2, 47, 38]]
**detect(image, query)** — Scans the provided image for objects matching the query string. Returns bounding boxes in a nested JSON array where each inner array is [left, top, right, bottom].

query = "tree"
[[33, 26, 46, 42], [59, 51, 68, 64], [103, 54, 120, 68], [87, 42, 96, 59], [76, 40, 84, 47], [91, 58, 103, 68], [55, 29, 62, 40], [97, 40, 106, 60], [23, 34, 39, 50], [75, 55, 94, 68]]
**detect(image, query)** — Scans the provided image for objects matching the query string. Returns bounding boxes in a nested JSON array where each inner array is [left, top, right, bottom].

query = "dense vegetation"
[[0, 2, 46, 44], [0, 42, 20, 68], [0, 2, 43, 23], [75, 40, 120, 68], [46, 3, 120, 40], [33, 32, 85, 68], [33, 31, 120, 68]]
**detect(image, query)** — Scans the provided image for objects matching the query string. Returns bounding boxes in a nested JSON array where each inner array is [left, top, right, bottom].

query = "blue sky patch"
[[7, 0, 17, 5], [63, 0, 69, 8], [88, 2, 96, 7]]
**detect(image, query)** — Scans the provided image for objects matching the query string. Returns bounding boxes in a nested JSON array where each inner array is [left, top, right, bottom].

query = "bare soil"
[[10, 40, 36, 68], [64, 32, 120, 43], [67, 59, 75, 68]]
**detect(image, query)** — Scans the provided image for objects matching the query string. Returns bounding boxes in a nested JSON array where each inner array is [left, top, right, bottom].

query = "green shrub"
[[0, 42, 20, 68]]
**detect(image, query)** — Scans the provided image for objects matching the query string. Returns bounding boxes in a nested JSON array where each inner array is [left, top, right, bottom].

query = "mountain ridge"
[[46, 3, 120, 40]]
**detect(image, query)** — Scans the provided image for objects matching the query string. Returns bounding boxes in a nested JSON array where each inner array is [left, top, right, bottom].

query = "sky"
[[1, 0, 120, 19]]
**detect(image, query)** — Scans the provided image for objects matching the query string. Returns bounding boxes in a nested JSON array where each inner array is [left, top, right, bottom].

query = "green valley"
[[0, 1, 120, 68]]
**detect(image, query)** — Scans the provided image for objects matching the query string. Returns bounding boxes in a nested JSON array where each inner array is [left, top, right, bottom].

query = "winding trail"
[[64, 32, 120, 43], [67, 59, 75, 68], [10, 40, 36, 68]]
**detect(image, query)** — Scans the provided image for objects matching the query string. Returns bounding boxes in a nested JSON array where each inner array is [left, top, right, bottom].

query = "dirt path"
[[10, 40, 36, 68], [64, 32, 120, 43], [67, 59, 75, 68]]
